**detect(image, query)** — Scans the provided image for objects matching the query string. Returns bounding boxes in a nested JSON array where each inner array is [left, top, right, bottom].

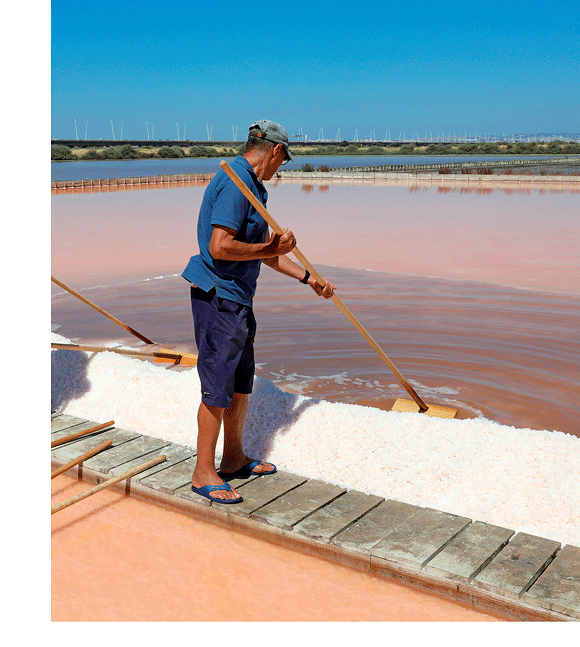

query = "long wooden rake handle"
[[51, 454, 166, 514], [51, 420, 115, 448], [51, 440, 113, 479], [51, 342, 198, 366], [220, 160, 428, 412], [51, 275, 156, 345]]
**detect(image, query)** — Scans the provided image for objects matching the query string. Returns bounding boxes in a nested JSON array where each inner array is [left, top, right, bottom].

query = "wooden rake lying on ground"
[[220, 160, 458, 419], [51, 276, 197, 366], [51, 418, 166, 514]]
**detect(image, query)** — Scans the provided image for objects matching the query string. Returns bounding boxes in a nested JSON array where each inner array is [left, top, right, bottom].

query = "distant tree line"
[[297, 140, 580, 156], [52, 140, 580, 162], [51, 143, 244, 161]]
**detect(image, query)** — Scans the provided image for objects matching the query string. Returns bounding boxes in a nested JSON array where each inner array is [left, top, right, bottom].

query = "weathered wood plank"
[[332, 499, 423, 553], [108, 442, 194, 480], [472, 532, 561, 600], [293, 490, 384, 543], [218, 471, 307, 517], [424, 520, 515, 583], [332, 499, 422, 554], [51, 417, 104, 439], [51, 428, 140, 466], [370, 507, 472, 570], [82, 435, 172, 474], [251, 479, 345, 530], [139, 456, 197, 494], [50, 414, 88, 432], [521, 544, 580, 619]]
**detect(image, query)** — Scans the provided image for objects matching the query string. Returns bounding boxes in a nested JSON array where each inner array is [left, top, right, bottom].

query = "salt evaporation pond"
[[51, 180, 580, 546]]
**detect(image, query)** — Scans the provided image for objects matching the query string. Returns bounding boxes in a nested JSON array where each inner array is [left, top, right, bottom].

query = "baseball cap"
[[248, 119, 294, 163]]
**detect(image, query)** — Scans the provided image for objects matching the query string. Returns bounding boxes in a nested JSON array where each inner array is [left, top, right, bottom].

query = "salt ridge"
[[51, 332, 580, 546]]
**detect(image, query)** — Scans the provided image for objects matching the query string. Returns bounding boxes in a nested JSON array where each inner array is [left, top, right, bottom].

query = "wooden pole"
[[51, 342, 197, 366], [51, 440, 112, 479], [51, 275, 156, 345], [51, 420, 115, 448], [219, 160, 429, 412], [51, 455, 166, 514]]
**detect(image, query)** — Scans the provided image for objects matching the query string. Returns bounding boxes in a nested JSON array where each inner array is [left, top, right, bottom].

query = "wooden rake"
[[51, 275, 196, 366], [220, 160, 457, 419], [51, 455, 166, 514]]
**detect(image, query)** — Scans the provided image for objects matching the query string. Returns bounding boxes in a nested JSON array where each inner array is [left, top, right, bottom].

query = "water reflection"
[[51, 179, 211, 196], [52, 180, 580, 197], [268, 177, 580, 196]]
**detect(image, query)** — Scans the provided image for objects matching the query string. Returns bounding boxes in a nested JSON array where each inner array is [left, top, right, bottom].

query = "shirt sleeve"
[[210, 174, 252, 233]]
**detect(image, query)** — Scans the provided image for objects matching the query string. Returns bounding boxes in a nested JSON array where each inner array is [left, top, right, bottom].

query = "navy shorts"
[[190, 286, 256, 408]]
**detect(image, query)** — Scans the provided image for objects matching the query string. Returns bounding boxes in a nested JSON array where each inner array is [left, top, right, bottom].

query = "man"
[[182, 119, 335, 503]]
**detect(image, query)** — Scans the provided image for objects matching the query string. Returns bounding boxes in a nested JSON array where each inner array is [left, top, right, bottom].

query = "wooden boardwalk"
[[51, 414, 580, 621]]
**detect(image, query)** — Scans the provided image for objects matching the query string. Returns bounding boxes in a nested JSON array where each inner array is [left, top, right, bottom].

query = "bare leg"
[[219, 392, 275, 475], [190, 402, 241, 501]]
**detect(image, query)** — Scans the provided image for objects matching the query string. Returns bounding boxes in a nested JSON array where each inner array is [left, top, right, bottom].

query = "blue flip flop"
[[191, 482, 243, 504], [217, 460, 277, 481]]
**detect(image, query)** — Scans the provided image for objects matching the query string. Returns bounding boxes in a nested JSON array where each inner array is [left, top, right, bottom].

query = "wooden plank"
[[370, 507, 472, 570], [107, 442, 194, 480], [50, 414, 88, 432], [424, 520, 515, 583], [139, 456, 197, 494], [51, 420, 115, 448], [82, 435, 172, 474], [472, 532, 561, 600], [521, 544, 580, 619], [51, 428, 140, 465], [250, 479, 345, 530], [332, 499, 423, 553], [51, 416, 100, 437], [206, 471, 308, 517], [293, 490, 384, 543]]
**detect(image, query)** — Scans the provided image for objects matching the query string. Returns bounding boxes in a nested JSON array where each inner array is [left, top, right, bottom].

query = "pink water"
[[51, 472, 503, 621], [51, 181, 580, 435]]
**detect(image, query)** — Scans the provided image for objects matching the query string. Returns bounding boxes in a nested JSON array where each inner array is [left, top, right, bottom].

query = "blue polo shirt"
[[182, 156, 268, 306]]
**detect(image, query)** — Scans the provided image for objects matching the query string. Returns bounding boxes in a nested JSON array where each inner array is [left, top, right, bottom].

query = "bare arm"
[[263, 254, 336, 299], [209, 225, 296, 261]]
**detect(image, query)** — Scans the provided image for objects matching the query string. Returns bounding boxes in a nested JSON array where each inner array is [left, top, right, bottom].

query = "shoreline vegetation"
[[52, 140, 580, 162]]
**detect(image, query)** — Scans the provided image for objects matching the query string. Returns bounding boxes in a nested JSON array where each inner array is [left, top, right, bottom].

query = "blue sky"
[[51, 0, 579, 141]]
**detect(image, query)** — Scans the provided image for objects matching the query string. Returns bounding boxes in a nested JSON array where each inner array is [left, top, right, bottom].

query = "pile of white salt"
[[51, 332, 580, 546]]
